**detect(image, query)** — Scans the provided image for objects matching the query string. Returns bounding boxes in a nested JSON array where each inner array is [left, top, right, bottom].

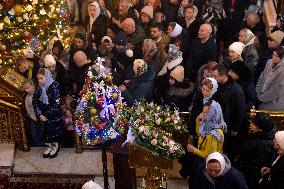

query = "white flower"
[[168, 140, 175, 147], [174, 119, 178, 124], [165, 117, 171, 122], [26, 5, 33, 12], [39, 8, 47, 15], [8, 9, 15, 15], [0, 23, 3, 30], [126, 49, 133, 57], [23, 13, 29, 20], [156, 118, 161, 125], [141, 107, 144, 112], [157, 106, 160, 111], [138, 126, 145, 133], [16, 17, 23, 23], [175, 125, 181, 130]]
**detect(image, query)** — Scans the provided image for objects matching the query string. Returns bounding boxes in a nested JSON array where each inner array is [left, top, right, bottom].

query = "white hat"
[[82, 180, 103, 189], [275, 131, 284, 151], [141, 6, 154, 19], [229, 42, 245, 56], [206, 152, 226, 177], [170, 66, 184, 82], [171, 23, 182, 38], [44, 54, 56, 67]]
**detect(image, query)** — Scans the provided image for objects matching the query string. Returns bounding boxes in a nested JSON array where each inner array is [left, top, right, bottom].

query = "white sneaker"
[[49, 142, 59, 158], [43, 143, 52, 158]]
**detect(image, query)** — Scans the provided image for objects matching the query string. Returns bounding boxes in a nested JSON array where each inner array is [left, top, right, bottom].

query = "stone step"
[[0, 143, 15, 167]]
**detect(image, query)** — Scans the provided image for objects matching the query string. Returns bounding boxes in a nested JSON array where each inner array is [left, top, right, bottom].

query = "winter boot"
[[49, 142, 59, 158], [43, 143, 52, 158]]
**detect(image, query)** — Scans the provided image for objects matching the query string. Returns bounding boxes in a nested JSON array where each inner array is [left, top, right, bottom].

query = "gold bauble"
[[112, 93, 118, 99], [14, 4, 23, 15], [89, 108, 97, 115]]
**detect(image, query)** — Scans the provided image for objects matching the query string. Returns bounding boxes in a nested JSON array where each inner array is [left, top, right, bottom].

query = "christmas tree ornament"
[[39, 8, 47, 15], [8, 8, 15, 15], [0, 23, 3, 30], [22, 13, 29, 20], [4, 16, 11, 24], [13, 4, 23, 15], [32, 0, 38, 5], [16, 16, 23, 22], [25, 5, 33, 12]]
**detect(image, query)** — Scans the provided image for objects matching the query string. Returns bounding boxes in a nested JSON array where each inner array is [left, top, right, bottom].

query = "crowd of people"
[[14, 0, 284, 188]]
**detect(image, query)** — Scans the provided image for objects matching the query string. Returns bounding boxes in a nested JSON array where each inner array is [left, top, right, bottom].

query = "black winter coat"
[[121, 67, 155, 106], [33, 81, 64, 141], [236, 130, 275, 189], [192, 163, 249, 189], [85, 14, 109, 47], [214, 77, 246, 132], [185, 38, 217, 81], [270, 155, 284, 189]]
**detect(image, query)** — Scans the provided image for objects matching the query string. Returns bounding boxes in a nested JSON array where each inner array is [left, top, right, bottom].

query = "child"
[[15, 55, 41, 80], [33, 68, 64, 158], [187, 99, 227, 159], [23, 79, 44, 147]]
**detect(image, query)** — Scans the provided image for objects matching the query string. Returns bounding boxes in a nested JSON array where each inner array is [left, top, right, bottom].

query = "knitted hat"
[[206, 152, 226, 177], [114, 32, 127, 46], [269, 31, 284, 44], [252, 112, 275, 132], [141, 6, 154, 19], [229, 42, 245, 56], [275, 131, 284, 151], [44, 54, 56, 67], [75, 32, 86, 41], [133, 59, 147, 76], [82, 180, 103, 189], [170, 65, 184, 82]]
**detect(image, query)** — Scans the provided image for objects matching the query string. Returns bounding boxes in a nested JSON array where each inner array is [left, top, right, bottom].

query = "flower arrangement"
[[126, 100, 187, 159], [75, 57, 128, 145]]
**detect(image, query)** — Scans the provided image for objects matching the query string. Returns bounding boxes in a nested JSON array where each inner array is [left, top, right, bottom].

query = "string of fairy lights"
[[0, 0, 71, 67]]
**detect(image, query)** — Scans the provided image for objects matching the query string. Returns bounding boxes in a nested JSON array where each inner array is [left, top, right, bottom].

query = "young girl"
[[187, 99, 227, 159], [33, 68, 64, 158]]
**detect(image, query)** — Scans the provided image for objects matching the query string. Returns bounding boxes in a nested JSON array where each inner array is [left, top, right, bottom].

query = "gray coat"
[[256, 59, 284, 111]]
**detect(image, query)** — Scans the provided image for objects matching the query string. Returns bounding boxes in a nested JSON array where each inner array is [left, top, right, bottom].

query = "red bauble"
[[4, 0, 14, 8]]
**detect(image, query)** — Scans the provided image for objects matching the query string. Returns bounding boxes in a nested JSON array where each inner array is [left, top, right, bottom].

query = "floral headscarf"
[[143, 39, 158, 63], [167, 44, 183, 62], [39, 68, 54, 105], [199, 100, 227, 144]]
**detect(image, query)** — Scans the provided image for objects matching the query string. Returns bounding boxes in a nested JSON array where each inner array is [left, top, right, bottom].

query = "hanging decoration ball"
[[4, 0, 14, 8], [14, 4, 23, 15], [0, 44, 7, 50], [89, 108, 97, 115], [25, 5, 33, 12], [112, 93, 118, 100]]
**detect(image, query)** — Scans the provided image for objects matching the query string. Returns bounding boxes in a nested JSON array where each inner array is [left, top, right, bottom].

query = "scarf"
[[203, 77, 218, 104], [39, 68, 54, 105], [143, 39, 158, 63], [199, 100, 227, 144], [167, 44, 183, 62], [88, 1, 101, 33]]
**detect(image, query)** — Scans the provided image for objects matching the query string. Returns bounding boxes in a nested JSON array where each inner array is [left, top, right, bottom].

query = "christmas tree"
[[75, 57, 128, 146], [0, 0, 70, 67]]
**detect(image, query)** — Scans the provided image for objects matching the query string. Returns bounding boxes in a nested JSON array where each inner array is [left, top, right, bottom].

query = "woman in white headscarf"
[[260, 131, 284, 189], [85, 1, 108, 47]]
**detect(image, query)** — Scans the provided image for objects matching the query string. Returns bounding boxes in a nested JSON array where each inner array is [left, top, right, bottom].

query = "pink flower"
[[151, 139, 158, 145], [169, 147, 175, 153]]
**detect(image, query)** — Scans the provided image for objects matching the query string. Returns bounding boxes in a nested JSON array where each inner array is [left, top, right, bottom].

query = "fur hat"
[[44, 54, 56, 67], [170, 65, 184, 82], [252, 112, 275, 132], [82, 180, 103, 189], [269, 30, 284, 44], [133, 59, 147, 76], [206, 152, 226, 177], [275, 131, 284, 151], [229, 42, 245, 56], [141, 6, 154, 19]]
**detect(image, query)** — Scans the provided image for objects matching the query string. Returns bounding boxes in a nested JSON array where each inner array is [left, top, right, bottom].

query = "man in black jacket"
[[212, 65, 246, 162]]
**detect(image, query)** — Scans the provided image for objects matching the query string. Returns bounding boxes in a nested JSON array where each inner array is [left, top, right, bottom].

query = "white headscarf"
[[275, 131, 284, 152], [171, 23, 183, 38], [203, 77, 218, 104], [206, 152, 226, 177], [82, 180, 103, 189], [88, 1, 101, 32]]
